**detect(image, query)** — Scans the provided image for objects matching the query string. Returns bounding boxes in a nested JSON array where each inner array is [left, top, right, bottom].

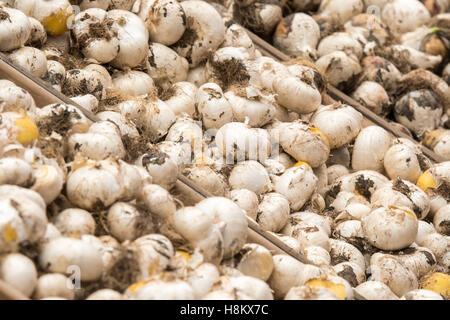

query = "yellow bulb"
[[41, 6, 73, 36], [421, 272, 449, 299], [402, 208, 417, 219], [305, 278, 346, 300], [353, 193, 366, 201], [71, 154, 90, 172], [388, 205, 417, 219], [176, 250, 191, 261], [4, 223, 17, 243], [69, 231, 81, 239], [14, 116, 39, 146], [147, 259, 160, 276], [194, 153, 207, 165], [416, 170, 437, 192], [429, 27, 441, 34], [423, 129, 446, 149], [127, 280, 150, 293], [398, 207, 416, 219], [294, 161, 311, 169], [310, 126, 330, 149], [213, 276, 226, 286]]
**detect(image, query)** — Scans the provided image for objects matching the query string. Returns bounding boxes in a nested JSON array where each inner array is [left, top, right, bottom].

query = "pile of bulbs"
[[0, 0, 448, 300], [227, 0, 450, 160]]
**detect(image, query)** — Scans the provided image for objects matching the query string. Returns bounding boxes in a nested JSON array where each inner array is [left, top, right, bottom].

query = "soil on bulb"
[[62, 71, 105, 99], [336, 264, 359, 287], [436, 181, 450, 202], [121, 134, 152, 163], [354, 175, 374, 201], [392, 178, 423, 218], [45, 46, 88, 70], [159, 85, 177, 101], [233, 0, 281, 38], [284, 57, 327, 92], [75, 15, 117, 49], [42, 70, 64, 87], [37, 106, 82, 136], [36, 135, 66, 170], [210, 58, 250, 90], [0, 8, 9, 21], [173, 16, 199, 65]]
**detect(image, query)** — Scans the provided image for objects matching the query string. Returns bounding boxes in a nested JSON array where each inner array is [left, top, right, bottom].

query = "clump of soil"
[[354, 175, 374, 201], [150, 213, 186, 248], [322, 206, 340, 220], [36, 134, 66, 169], [233, 1, 281, 39], [97, 87, 130, 113], [62, 71, 104, 100], [141, 151, 169, 167], [336, 265, 359, 287], [339, 71, 362, 93], [330, 250, 351, 266], [436, 180, 450, 202], [377, 46, 414, 74], [46, 195, 73, 221], [75, 18, 117, 49], [285, 57, 328, 92], [438, 220, 450, 235], [392, 178, 422, 217], [210, 57, 250, 90], [394, 69, 450, 109], [393, 93, 415, 121], [91, 210, 109, 236], [326, 182, 341, 201], [74, 249, 141, 299], [172, 16, 198, 65], [133, 205, 155, 236], [0, 9, 10, 21], [417, 153, 431, 171], [175, 23, 198, 49], [37, 106, 82, 136], [159, 85, 177, 101], [392, 178, 411, 195], [19, 241, 40, 266], [228, 246, 251, 267], [396, 247, 417, 255], [203, 87, 223, 99], [422, 250, 437, 265], [44, 46, 88, 70], [217, 163, 234, 180], [121, 134, 152, 163], [42, 70, 64, 87], [302, 226, 320, 233], [313, 14, 344, 39]]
